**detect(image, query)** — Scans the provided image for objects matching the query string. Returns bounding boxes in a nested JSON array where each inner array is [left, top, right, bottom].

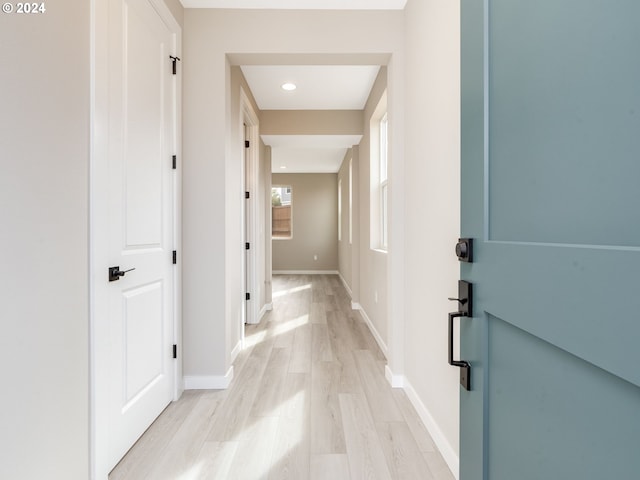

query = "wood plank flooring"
[[110, 274, 455, 480]]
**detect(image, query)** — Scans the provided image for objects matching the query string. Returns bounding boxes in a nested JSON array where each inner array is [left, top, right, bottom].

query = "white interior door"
[[107, 0, 175, 469]]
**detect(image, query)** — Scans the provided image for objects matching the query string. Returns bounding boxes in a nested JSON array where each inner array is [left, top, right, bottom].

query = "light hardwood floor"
[[110, 274, 455, 480]]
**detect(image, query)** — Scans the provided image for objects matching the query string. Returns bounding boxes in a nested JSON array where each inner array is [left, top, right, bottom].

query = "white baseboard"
[[384, 365, 405, 388], [338, 272, 353, 298], [230, 340, 242, 364], [357, 307, 389, 358], [403, 377, 459, 480], [257, 303, 272, 322], [184, 366, 234, 390], [272, 270, 339, 275]]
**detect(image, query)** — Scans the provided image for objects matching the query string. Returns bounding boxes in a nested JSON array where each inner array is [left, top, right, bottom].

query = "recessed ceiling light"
[[280, 166, 287, 169], [281, 82, 297, 91]]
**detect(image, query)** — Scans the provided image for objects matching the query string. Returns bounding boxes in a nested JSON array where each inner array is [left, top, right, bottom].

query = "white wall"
[[337, 150, 354, 291], [0, 5, 90, 479], [272, 173, 338, 271], [183, 9, 404, 381], [403, 0, 461, 476], [358, 68, 390, 349]]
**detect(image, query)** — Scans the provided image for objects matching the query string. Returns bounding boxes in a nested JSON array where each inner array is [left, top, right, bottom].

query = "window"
[[349, 158, 353, 244], [379, 113, 388, 249], [272, 186, 292, 239], [338, 179, 342, 241], [370, 91, 388, 251]]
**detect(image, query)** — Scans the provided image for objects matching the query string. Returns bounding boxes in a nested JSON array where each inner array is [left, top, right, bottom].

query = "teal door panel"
[[460, 1, 640, 478]]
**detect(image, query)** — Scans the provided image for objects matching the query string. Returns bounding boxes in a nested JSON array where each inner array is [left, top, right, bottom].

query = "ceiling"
[[242, 65, 377, 173], [241, 65, 380, 111], [264, 135, 362, 173], [181, 0, 406, 9], [219, 9, 392, 174]]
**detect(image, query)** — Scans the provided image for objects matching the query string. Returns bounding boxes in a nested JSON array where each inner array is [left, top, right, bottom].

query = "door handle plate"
[[109, 266, 135, 282]]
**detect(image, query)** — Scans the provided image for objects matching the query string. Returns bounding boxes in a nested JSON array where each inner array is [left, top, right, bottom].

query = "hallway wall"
[[1, 3, 90, 478], [403, 0, 462, 475], [337, 149, 354, 291], [183, 8, 404, 384], [358, 67, 390, 349], [272, 173, 339, 272]]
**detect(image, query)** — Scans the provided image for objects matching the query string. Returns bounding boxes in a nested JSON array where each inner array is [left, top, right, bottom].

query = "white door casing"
[[91, 0, 181, 476], [241, 88, 260, 326]]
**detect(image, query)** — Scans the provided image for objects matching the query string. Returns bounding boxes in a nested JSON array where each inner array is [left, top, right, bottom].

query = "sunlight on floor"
[[272, 283, 312, 298], [271, 314, 309, 337], [176, 462, 204, 480]]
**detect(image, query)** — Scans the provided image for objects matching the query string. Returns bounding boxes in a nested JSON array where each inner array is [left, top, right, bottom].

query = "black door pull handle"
[[448, 280, 473, 391], [109, 266, 136, 282], [449, 311, 471, 391]]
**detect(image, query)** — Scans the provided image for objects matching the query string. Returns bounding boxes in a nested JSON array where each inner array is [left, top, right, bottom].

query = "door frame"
[[240, 88, 260, 328], [89, 0, 182, 477]]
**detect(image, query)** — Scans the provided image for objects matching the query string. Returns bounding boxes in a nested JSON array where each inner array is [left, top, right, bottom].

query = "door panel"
[[123, 281, 164, 403], [107, 0, 174, 470], [460, 1, 640, 478], [487, 316, 640, 480], [487, 1, 640, 247]]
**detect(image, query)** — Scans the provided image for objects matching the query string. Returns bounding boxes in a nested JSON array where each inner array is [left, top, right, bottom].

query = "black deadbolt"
[[455, 238, 473, 263]]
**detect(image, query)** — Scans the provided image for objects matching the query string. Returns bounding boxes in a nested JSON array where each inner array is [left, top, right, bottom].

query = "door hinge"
[[172, 250, 177, 264], [245, 140, 250, 148], [245, 242, 250, 250], [172, 344, 177, 359], [172, 155, 177, 170], [246, 292, 250, 301], [169, 55, 181, 75], [245, 191, 250, 199]]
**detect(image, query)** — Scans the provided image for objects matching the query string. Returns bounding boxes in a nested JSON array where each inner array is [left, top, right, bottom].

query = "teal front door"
[[459, 1, 640, 478]]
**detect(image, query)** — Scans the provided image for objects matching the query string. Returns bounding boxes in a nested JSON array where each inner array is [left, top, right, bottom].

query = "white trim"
[[272, 270, 339, 275], [180, 0, 408, 9], [338, 272, 353, 298], [356, 307, 388, 358], [184, 366, 235, 390], [257, 303, 272, 323], [240, 88, 260, 328], [384, 365, 404, 388], [230, 341, 242, 364], [403, 377, 459, 480]]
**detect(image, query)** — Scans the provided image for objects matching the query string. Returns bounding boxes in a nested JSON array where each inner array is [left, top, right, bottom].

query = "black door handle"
[[448, 280, 473, 390], [449, 311, 471, 391], [109, 266, 136, 282]]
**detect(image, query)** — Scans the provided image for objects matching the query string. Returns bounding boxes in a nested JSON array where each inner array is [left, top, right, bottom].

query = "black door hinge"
[[169, 56, 181, 75], [172, 344, 177, 359], [246, 292, 250, 301], [245, 191, 250, 199], [245, 140, 250, 148], [172, 155, 177, 169], [245, 242, 250, 250], [172, 250, 177, 264]]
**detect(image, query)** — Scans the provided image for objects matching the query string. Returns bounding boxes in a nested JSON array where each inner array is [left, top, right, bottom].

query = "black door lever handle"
[[448, 297, 468, 304], [109, 266, 136, 282]]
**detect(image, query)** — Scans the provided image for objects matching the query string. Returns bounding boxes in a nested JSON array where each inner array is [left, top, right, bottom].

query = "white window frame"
[[349, 157, 353, 245], [379, 113, 388, 250], [338, 178, 342, 242], [369, 90, 388, 252], [271, 185, 293, 240]]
